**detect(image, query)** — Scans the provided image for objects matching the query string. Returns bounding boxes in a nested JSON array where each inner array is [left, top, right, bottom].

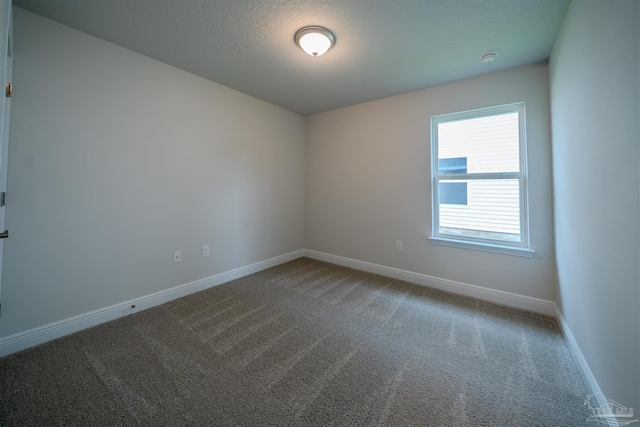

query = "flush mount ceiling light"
[[295, 26, 335, 57], [480, 51, 497, 63]]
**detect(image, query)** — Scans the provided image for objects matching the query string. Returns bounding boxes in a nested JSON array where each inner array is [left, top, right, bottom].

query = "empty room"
[[0, 0, 638, 425]]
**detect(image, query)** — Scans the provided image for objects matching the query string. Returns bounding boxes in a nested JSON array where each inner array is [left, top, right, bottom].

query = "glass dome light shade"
[[295, 26, 335, 57]]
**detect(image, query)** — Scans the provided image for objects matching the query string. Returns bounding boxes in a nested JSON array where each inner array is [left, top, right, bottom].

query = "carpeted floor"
[[0, 257, 590, 426]]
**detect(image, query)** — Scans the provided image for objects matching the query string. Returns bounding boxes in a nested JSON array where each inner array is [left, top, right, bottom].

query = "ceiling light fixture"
[[295, 26, 335, 57], [480, 51, 497, 63]]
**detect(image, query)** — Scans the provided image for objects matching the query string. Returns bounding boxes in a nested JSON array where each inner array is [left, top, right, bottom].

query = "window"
[[429, 102, 533, 257]]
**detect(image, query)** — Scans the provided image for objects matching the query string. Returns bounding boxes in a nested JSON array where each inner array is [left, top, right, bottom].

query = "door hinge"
[[0, 192, 5, 206], [5, 82, 12, 97]]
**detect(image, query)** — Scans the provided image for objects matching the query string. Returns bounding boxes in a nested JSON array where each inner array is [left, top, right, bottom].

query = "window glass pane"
[[438, 157, 467, 174], [438, 179, 521, 242], [439, 182, 467, 205], [438, 112, 519, 174]]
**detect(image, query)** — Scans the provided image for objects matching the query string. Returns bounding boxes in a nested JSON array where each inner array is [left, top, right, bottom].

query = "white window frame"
[[428, 102, 534, 258]]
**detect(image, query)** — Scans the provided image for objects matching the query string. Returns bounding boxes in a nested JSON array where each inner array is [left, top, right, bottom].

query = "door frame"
[[0, 0, 13, 314]]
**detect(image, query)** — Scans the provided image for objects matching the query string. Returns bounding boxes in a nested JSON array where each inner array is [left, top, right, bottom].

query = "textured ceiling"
[[13, 0, 570, 116]]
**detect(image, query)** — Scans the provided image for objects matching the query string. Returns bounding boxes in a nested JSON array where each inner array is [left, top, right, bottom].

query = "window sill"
[[428, 237, 535, 258]]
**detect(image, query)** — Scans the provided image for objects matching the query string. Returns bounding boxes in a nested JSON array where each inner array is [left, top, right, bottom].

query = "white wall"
[[305, 64, 555, 301], [0, 8, 305, 338], [549, 0, 639, 412]]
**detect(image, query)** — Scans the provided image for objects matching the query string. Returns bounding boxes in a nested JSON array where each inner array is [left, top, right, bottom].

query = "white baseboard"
[[304, 249, 556, 316], [554, 305, 611, 416], [0, 249, 305, 358]]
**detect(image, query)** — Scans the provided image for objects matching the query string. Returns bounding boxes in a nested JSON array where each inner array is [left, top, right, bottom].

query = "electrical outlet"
[[396, 240, 403, 251], [202, 245, 210, 258], [173, 250, 181, 263]]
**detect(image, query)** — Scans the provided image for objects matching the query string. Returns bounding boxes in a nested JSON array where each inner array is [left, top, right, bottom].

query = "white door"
[[0, 0, 12, 314]]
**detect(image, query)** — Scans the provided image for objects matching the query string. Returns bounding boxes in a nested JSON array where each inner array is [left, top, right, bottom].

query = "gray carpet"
[[0, 257, 590, 426]]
